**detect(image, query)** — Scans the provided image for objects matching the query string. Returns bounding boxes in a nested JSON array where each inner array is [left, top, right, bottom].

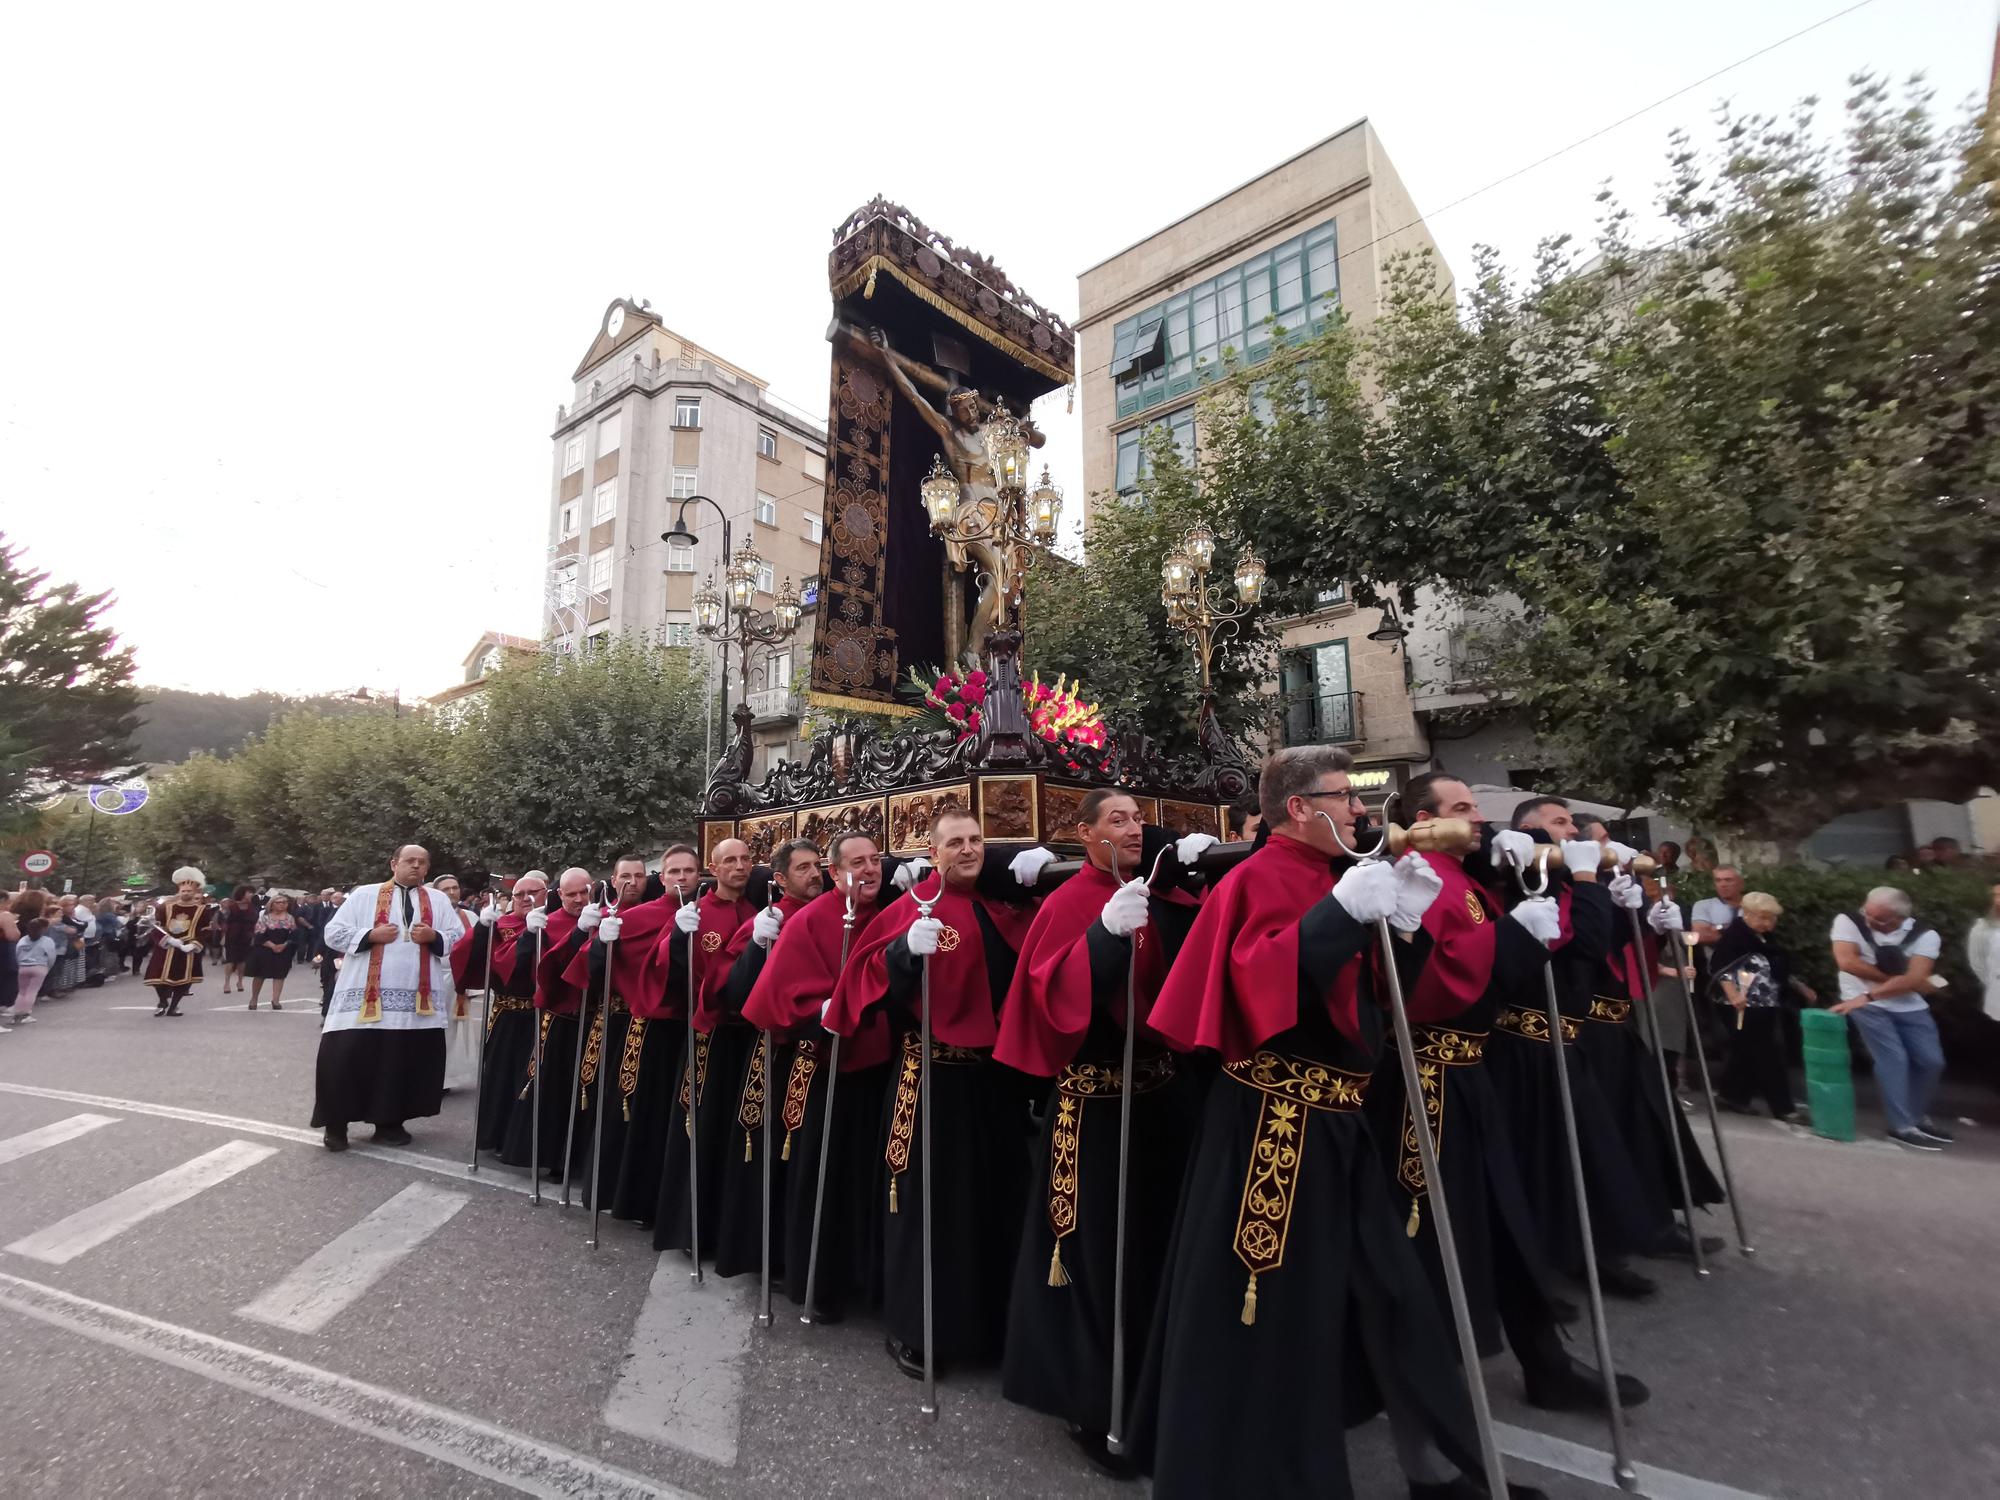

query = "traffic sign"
[[21, 851, 55, 876]]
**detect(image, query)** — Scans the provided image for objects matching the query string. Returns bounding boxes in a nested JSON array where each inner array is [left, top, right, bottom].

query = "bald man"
[[500, 867, 599, 1175], [313, 845, 465, 1151]]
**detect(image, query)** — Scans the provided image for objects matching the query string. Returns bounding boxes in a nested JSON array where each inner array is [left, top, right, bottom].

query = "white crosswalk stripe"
[[238, 1183, 470, 1334], [0, 1113, 119, 1168], [4, 1140, 278, 1265]]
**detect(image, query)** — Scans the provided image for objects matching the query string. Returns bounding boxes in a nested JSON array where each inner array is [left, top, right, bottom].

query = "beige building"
[[549, 300, 828, 770], [426, 631, 541, 726], [1074, 120, 1454, 798]]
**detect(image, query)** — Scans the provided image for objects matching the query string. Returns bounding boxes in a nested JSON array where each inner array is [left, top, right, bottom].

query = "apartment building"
[[1074, 121, 1458, 802], [548, 300, 828, 770]]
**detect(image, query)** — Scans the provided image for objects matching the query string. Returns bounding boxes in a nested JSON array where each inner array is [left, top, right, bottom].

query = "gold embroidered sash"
[[518, 1011, 556, 1099], [1495, 1006, 1580, 1045], [1588, 996, 1633, 1024], [885, 1030, 986, 1213], [1398, 1027, 1487, 1238], [487, 993, 532, 1038], [779, 1039, 818, 1161], [1223, 1050, 1369, 1325], [617, 1017, 647, 1121], [362, 883, 434, 1023], [738, 1033, 768, 1162], [578, 1005, 608, 1110], [1043, 1053, 1178, 1287], [681, 1030, 711, 1136]]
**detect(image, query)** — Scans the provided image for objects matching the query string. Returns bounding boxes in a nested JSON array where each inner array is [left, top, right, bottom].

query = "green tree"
[[130, 754, 253, 887], [0, 535, 142, 834]]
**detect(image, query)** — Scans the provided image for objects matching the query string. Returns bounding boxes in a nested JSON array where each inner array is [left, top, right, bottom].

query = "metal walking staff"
[[1102, 840, 1172, 1461], [757, 1024, 774, 1326], [529, 895, 549, 1208], [586, 903, 618, 1249], [1506, 844, 1638, 1490], [1618, 857, 1704, 1278], [679, 883, 705, 1284], [1660, 871, 1754, 1256], [800, 873, 857, 1325], [915, 877, 942, 1423], [560, 882, 604, 1211], [468, 891, 498, 1175], [1319, 811, 1507, 1500]]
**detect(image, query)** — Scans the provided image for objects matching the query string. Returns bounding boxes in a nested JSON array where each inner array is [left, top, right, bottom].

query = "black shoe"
[[1716, 1097, 1756, 1115], [1065, 1426, 1140, 1480], [323, 1128, 349, 1153], [1913, 1119, 1955, 1144], [1888, 1128, 1943, 1152], [1523, 1354, 1651, 1412], [1777, 1108, 1809, 1127], [1645, 1224, 1725, 1260], [153, 1005, 167, 1017], [1408, 1478, 1548, 1500], [886, 1338, 926, 1380], [1545, 1294, 1580, 1325], [1594, 1260, 1657, 1300], [370, 1125, 413, 1147]]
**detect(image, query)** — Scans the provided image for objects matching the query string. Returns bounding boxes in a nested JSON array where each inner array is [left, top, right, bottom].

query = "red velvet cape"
[[449, 912, 526, 991], [712, 892, 810, 1029], [1406, 850, 1499, 1026], [649, 892, 752, 1029], [533, 907, 584, 1016], [741, 887, 889, 1049], [558, 892, 676, 1015]]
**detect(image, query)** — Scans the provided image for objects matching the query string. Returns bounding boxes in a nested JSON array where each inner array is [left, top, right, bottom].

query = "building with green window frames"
[[1074, 119, 1455, 797]]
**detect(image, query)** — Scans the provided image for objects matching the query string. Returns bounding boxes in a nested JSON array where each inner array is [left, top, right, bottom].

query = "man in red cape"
[[1130, 745, 1498, 1500], [744, 830, 893, 1320], [823, 806, 1040, 1378], [450, 870, 549, 1155], [499, 867, 596, 1175], [610, 844, 700, 1224], [994, 790, 1209, 1476], [652, 838, 755, 1257], [1368, 773, 1648, 1418], [707, 837, 822, 1278]]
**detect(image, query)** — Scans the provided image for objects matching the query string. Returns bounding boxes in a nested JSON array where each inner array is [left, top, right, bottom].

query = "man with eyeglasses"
[[1133, 746, 1509, 1500]]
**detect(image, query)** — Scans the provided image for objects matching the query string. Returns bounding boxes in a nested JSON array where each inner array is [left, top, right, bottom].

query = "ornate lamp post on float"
[[916, 413, 1066, 767], [1159, 520, 1265, 798]]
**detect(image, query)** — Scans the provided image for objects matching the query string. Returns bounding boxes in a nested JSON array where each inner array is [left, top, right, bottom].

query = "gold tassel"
[[1407, 1197, 1422, 1238], [782, 1131, 792, 1162], [1048, 1240, 1070, 1288], [864, 264, 877, 299], [744, 1132, 753, 1163], [889, 1176, 899, 1214], [622, 1097, 631, 1122], [1240, 1271, 1258, 1326]]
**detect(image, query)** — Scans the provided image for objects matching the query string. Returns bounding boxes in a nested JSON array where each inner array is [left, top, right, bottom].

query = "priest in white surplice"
[[313, 844, 465, 1151]]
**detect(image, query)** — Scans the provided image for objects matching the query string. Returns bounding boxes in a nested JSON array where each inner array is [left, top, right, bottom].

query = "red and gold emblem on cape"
[[701, 930, 723, 953], [1464, 890, 1486, 924], [934, 924, 961, 954]]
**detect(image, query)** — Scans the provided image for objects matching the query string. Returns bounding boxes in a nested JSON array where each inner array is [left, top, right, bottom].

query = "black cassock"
[[456, 919, 540, 1153], [611, 930, 686, 1224]]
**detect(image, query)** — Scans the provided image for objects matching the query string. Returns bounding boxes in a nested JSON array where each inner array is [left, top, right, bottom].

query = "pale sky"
[[3, 1, 1989, 702]]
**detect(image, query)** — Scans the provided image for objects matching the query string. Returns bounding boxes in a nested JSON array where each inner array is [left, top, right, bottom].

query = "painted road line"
[[0, 1082, 533, 1197], [603, 1250, 753, 1466], [5, 1140, 277, 1265], [207, 1005, 317, 1014], [239, 1183, 470, 1334], [1493, 1419, 1772, 1500], [0, 1113, 119, 1168], [0, 1271, 691, 1499]]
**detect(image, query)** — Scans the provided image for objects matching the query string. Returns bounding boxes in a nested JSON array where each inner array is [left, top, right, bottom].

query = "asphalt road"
[[1, 966, 1994, 1499]]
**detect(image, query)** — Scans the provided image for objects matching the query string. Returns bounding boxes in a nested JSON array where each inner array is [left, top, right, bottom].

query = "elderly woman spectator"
[[246, 894, 298, 1011], [1968, 876, 2000, 1026], [1712, 892, 1814, 1124]]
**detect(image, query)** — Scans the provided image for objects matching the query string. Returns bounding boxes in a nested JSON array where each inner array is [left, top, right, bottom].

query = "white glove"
[[891, 857, 930, 892], [577, 902, 602, 932], [171, 938, 195, 954], [1388, 851, 1444, 933], [1175, 832, 1219, 864], [598, 916, 624, 943], [820, 996, 834, 1024], [1509, 896, 1562, 946], [674, 902, 703, 935], [752, 906, 783, 948], [479, 905, 499, 927], [1099, 879, 1150, 938], [1605, 840, 1640, 869], [1491, 830, 1535, 871], [1647, 900, 1684, 934], [905, 917, 944, 956], [1009, 847, 1059, 887], [1331, 861, 1400, 925], [524, 908, 548, 933], [1561, 840, 1601, 876], [1607, 872, 1643, 910]]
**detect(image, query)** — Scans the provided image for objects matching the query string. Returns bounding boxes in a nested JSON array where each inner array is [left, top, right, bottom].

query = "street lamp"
[[662, 493, 735, 761], [697, 541, 803, 763], [1160, 523, 1263, 765]]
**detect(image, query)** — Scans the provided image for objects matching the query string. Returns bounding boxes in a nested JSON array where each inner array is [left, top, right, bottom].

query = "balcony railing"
[[1278, 689, 1365, 748], [747, 687, 800, 722]]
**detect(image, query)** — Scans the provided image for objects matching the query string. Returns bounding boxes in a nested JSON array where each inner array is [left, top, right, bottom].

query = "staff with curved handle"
[[587, 898, 621, 1249], [1610, 855, 1704, 1278], [800, 873, 857, 1325], [467, 890, 500, 1175], [913, 875, 943, 1422], [1101, 841, 1173, 1461], [1656, 866, 1754, 1256], [1319, 811, 1509, 1500], [560, 882, 606, 1211], [676, 882, 705, 1284], [1504, 843, 1639, 1490], [529, 892, 549, 1208]]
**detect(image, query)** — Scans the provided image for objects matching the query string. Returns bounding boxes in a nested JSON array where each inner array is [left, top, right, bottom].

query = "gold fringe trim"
[[830, 255, 1075, 387], [803, 688, 919, 719]]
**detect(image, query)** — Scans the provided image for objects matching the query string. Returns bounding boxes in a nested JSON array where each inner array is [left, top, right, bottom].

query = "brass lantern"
[[1027, 465, 1063, 542], [1233, 549, 1267, 605], [980, 415, 1031, 493], [726, 541, 762, 609], [692, 575, 723, 635], [1182, 521, 1216, 572], [919, 455, 960, 532], [1161, 549, 1194, 600], [773, 576, 802, 632]]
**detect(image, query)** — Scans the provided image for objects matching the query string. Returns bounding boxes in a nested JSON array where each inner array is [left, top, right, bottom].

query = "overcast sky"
[[3, 1, 1989, 703]]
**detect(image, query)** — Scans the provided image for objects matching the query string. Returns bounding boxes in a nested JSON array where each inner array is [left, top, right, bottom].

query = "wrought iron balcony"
[[1278, 688, 1365, 748], [747, 686, 800, 724]]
